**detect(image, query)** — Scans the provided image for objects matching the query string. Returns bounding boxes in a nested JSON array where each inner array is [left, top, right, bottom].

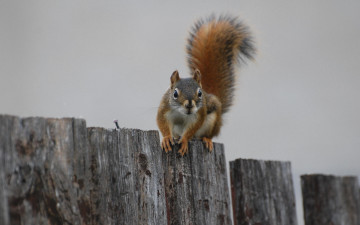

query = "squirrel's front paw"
[[202, 137, 214, 152], [178, 138, 189, 156], [161, 135, 174, 152]]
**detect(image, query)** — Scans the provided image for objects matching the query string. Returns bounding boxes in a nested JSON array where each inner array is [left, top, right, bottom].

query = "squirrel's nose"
[[185, 102, 193, 109]]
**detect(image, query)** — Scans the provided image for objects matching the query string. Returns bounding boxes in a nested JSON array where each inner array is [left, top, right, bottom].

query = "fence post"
[[0, 115, 11, 225], [230, 158, 298, 225], [162, 141, 232, 225], [87, 127, 167, 225], [301, 174, 360, 225], [0, 115, 87, 225], [0, 115, 167, 225]]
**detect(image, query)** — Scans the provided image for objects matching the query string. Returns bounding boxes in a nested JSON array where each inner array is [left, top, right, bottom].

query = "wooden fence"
[[0, 115, 359, 225]]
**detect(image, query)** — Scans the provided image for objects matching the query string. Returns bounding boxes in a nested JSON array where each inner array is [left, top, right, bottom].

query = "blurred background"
[[1, 0, 360, 223]]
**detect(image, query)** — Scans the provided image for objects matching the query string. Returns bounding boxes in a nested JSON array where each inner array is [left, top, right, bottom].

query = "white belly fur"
[[166, 110, 198, 138], [166, 110, 217, 139]]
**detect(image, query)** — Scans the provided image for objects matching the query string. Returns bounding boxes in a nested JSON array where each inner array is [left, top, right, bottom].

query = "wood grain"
[[0, 115, 167, 225], [230, 158, 298, 225], [301, 174, 360, 225], [162, 141, 232, 225]]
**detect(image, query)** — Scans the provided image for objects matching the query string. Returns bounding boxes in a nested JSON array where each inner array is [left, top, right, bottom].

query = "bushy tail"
[[187, 15, 255, 113]]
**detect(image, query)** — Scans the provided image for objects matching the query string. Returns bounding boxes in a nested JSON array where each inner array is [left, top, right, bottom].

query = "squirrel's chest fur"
[[166, 108, 216, 139], [166, 110, 197, 138]]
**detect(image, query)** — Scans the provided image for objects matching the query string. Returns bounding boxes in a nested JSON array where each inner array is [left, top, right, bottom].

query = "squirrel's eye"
[[173, 89, 179, 99], [198, 89, 202, 98]]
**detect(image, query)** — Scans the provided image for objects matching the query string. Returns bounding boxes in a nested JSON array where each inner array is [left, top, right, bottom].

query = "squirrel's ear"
[[193, 69, 201, 84], [170, 70, 180, 85]]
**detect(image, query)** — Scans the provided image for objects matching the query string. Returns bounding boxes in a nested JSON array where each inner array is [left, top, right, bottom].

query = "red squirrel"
[[157, 15, 255, 156]]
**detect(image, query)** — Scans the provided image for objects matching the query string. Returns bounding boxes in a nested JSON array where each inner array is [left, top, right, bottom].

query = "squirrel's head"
[[169, 69, 203, 115]]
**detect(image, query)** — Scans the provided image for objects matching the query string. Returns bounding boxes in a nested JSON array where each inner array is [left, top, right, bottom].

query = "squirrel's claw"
[[161, 136, 174, 152], [202, 137, 214, 152], [178, 138, 189, 156]]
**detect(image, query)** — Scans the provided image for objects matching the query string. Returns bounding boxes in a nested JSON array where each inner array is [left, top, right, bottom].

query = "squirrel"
[[157, 15, 255, 156]]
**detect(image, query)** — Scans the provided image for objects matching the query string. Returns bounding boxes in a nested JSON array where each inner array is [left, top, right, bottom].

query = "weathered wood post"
[[0, 115, 88, 225], [162, 141, 232, 225], [0, 116, 10, 225], [230, 158, 298, 225], [86, 127, 167, 225], [301, 174, 360, 225], [0, 115, 167, 225]]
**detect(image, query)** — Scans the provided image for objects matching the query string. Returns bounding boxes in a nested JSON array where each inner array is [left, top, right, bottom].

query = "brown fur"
[[157, 93, 173, 151], [187, 16, 255, 113], [205, 93, 222, 138]]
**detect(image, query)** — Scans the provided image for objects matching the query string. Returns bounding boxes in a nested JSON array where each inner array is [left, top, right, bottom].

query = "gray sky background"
[[1, 0, 360, 223]]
